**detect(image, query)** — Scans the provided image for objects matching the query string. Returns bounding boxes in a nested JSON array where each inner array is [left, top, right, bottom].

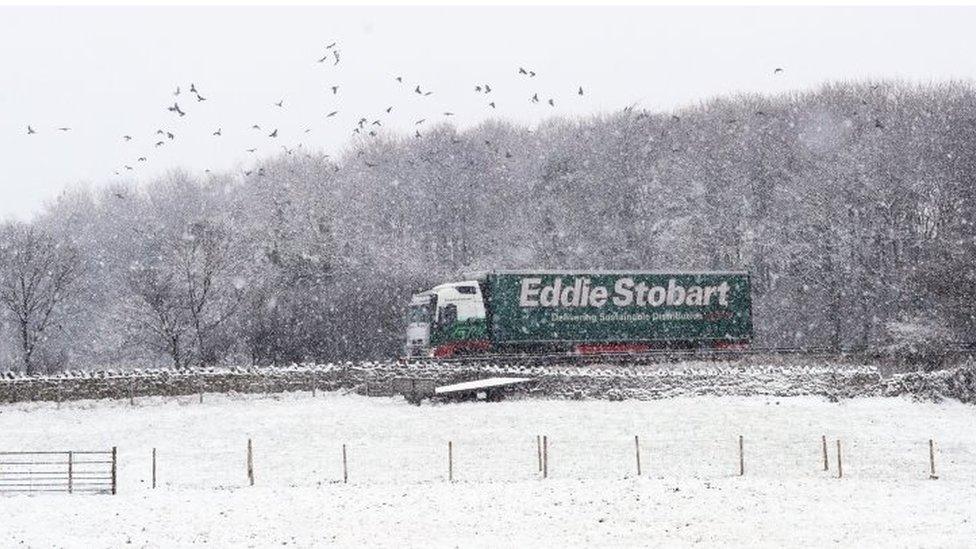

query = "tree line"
[[1, 80, 974, 373]]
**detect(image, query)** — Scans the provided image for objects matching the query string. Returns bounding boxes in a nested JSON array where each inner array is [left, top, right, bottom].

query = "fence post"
[[929, 439, 938, 480], [738, 435, 744, 476], [448, 441, 454, 482], [822, 435, 829, 471], [111, 447, 117, 495], [536, 435, 542, 472], [152, 448, 157, 489], [542, 435, 548, 479], [129, 379, 135, 406], [312, 383, 317, 398], [836, 439, 843, 479], [635, 435, 642, 476], [247, 439, 254, 486], [57, 383, 62, 409], [342, 444, 348, 484], [67, 451, 73, 494]]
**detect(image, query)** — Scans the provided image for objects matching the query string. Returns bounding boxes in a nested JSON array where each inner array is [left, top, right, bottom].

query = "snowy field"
[[1, 392, 975, 547]]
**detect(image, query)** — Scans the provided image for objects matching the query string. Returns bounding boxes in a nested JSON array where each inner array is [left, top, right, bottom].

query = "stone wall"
[[2, 360, 972, 405]]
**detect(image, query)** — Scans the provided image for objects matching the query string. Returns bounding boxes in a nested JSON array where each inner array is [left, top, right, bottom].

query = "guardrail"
[[0, 449, 117, 494]]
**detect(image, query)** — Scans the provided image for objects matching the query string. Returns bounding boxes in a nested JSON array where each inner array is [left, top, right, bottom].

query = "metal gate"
[[0, 448, 117, 494]]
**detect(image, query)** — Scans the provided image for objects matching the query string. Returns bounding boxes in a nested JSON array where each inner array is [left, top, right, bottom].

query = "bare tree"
[[178, 220, 244, 366], [124, 263, 192, 369], [0, 223, 83, 374]]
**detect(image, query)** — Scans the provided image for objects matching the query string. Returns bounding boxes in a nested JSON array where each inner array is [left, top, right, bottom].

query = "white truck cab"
[[404, 280, 487, 357]]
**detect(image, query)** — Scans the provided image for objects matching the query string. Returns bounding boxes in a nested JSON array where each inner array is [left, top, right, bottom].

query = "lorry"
[[404, 270, 752, 358]]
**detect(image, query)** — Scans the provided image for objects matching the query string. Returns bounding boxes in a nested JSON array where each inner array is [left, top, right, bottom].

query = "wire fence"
[[123, 434, 976, 492]]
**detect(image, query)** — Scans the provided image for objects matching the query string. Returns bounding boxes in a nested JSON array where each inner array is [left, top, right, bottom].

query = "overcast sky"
[[3, 5, 976, 220]]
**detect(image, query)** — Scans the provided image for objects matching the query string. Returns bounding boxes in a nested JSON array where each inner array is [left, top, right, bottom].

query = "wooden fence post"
[[247, 439, 254, 486], [448, 441, 454, 482], [111, 446, 117, 495], [822, 435, 829, 471], [738, 435, 744, 476], [536, 435, 542, 472], [342, 444, 348, 484], [129, 379, 135, 406], [542, 435, 548, 479], [635, 435, 642, 476], [67, 451, 73, 494], [152, 447, 157, 489], [836, 439, 843, 479], [312, 384, 317, 398], [57, 383, 62, 409], [929, 439, 938, 480]]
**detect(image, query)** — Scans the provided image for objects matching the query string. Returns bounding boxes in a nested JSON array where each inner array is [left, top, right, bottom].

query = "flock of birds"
[[22, 45, 797, 184]]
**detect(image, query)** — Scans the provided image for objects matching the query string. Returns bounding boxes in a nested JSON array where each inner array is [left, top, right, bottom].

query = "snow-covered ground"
[[1, 392, 975, 547]]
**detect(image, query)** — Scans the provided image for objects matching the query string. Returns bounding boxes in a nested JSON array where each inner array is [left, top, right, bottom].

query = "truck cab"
[[404, 280, 489, 358]]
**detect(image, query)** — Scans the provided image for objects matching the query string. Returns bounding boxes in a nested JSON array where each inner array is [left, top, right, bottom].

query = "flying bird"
[[113, 192, 125, 199], [414, 85, 422, 94], [138, 157, 147, 162], [518, 67, 527, 75], [415, 119, 425, 125], [155, 141, 164, 147], [123, 135, 132, 141], [774, 67, 784, 74], [484, 84, 492, 93], [326, 41, 336, 49], [317, 54, 329, 63], [444, 112, 454, 116], [173, 86, 181, 96], [475, 85, 482, 92], [531, 93, 539, 103], [213, 128, 222, 136], [166, 132, 175, 140], [27, 125, 36, 135], [548, 98, 555, 107], [385, 106, 393, 113], [124, 165, 133, 171], [190, 83, 197, 94], [424, 91, 432, 96], [275, 100, 283, 108], [268, 129, 278, 138], [578, 86, 584, 96], [415, 130, 421, 138], [57, 127, 71, 131], [246, 148, 257, 153], [167, 102, 185, 116], [331, 86, 339, 94], [251, 124, 261, 130], [333, 50, 340, 65], [395, 76, 403, 83], [489, 101, 496, 108], [326, 111, 338, 117], [195, 94, 206, 102]]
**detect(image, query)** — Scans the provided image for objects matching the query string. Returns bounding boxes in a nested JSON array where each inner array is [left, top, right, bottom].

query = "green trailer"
[[404, 271, 752, 358]]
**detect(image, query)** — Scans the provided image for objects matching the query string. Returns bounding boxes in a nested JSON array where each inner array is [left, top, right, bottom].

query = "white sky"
[[3, 5, 976, 220]]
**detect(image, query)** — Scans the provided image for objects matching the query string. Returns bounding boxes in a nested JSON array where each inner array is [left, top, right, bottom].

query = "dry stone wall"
[[0, 361, 973, 405]]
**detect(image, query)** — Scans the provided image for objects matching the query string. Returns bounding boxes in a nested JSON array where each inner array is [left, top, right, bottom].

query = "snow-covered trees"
[[0, 223, 83, 373], [1, 80, 975, 371]]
